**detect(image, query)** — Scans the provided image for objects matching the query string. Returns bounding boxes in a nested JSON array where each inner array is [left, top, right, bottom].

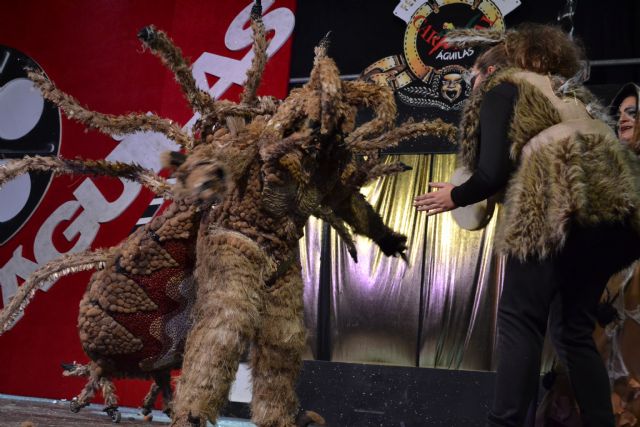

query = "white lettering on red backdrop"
[[186, 0, 294, 128], [0, 1, 295, 322]]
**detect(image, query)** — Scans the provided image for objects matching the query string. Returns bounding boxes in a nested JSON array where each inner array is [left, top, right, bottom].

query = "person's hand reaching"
[[413, 182, 456, 216]]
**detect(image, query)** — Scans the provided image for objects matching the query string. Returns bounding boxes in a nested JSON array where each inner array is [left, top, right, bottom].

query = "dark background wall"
[[291, 0, 640, 101]]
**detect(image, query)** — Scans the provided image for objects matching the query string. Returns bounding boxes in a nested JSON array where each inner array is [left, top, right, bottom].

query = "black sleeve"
[[450, 82, 518, 207]]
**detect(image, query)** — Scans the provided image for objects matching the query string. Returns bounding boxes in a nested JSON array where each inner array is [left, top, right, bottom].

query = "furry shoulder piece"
[[458, 68, 562, 170], [458, 68, 610, 170], [457, 68, 640, 260]]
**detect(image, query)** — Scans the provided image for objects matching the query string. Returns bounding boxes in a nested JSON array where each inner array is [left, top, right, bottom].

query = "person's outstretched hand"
[[413, 182, 456, 216]]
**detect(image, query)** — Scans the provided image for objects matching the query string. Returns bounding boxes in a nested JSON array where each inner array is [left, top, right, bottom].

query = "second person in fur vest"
[[414, 24, 640, 427]]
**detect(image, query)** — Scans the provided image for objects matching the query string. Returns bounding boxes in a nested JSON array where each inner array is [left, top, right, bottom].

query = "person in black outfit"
[[414, 25, 640, 427]]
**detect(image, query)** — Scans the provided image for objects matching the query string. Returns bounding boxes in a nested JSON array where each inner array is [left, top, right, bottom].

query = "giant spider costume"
[[0, 2, 456, 426]]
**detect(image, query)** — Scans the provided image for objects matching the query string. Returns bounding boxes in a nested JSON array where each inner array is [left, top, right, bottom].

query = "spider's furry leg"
[[137, 26, 216, 118], [347, 119, 458, 152], [312, 207, 358, 262], [71, 363, 102, 412], [0, 155, 173, 198], [27, 70, 192, 149], [0, 249, 111, 334], [342, 80, 397, 145], [100, 376, 119, 409], [444, 28, 505, 49], [359, 161, 413, 187], [302, 34, 345, 135], [249, 265, 307, 427], [240, 0, 268, 106]]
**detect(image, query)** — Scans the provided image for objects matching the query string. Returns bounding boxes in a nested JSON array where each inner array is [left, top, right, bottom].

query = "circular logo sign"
[[0, 46, 61, 244], [403, 0, 505, 81]]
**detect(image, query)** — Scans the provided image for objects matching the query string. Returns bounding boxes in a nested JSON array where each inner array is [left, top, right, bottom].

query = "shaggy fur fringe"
[[0, 249, 111, 334], [138, 25, 216, 117], [444, 28, 505, 48], [0, 156, 173, 198], [172, 230, 268, 422], [27, 69, 193, 149], [241, 1, 268, 106]]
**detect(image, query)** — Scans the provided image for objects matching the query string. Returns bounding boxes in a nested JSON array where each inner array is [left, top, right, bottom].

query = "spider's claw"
[[137, 26, 158, 44], [319, 32, 332, 51], [20, 59, 38, 73], [251, 0, 262, 19]]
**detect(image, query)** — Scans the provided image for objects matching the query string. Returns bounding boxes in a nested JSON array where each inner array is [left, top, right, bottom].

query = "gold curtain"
[[418, 154, 503, 370], [300, 154, 557, 371], [299, 215, 323, 360]]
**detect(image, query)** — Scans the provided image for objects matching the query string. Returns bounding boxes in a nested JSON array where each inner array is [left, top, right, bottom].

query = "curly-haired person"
[[414, 24, 640, 427]]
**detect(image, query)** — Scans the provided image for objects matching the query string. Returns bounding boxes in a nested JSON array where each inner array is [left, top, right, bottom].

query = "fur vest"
[[458, 68, 640, 260]]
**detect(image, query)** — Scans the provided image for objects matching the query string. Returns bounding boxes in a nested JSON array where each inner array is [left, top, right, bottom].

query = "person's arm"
[[450, 82, 518, 207]]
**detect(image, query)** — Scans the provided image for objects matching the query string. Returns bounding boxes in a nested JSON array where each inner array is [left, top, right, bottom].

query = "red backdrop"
[[0, 0, 296, 407]]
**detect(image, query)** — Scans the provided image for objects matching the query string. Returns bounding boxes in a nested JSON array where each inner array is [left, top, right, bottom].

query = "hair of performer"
[[465, 43, 510, 90], [414, 23, 640, 427]]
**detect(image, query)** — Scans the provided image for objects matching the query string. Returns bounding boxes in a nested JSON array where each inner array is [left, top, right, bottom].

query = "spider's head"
[[163, 147, 229, 207]]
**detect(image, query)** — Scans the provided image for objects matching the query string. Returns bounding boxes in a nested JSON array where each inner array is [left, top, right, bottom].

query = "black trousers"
[[487, 222, 640, 427]]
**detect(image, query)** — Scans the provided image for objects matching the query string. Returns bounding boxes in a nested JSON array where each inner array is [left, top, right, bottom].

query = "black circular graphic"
[[0, 46, 61, 244], [414, 3, 494, 70]]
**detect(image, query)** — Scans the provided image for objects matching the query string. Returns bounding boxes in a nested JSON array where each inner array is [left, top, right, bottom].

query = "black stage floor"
[[0, 361, 500, 426], [0, 394, 253, 427]]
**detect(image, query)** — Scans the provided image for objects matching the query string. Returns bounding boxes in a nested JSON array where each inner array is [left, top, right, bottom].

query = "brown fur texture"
[[458, 68, 640, 260], [444, 28, 505, 48], [458, 68, 561, 171], [348, 119, 456, 152], [138, 25, 216, 118], [446, 24, 583, 79], [241, 2, 268, 106], [250, 264, 306, 426], [0, 249, 111, 333], [0, 156, 173, 199], [172, 229, 268, 422], [27, 69, 194, 149]]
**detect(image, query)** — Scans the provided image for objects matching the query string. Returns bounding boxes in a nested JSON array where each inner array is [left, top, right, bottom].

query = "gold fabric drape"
[[300, 154, 508, 370], [418, 155, 504, 370], [299, 216, 323, 360], [329, 154, 430, 366]]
